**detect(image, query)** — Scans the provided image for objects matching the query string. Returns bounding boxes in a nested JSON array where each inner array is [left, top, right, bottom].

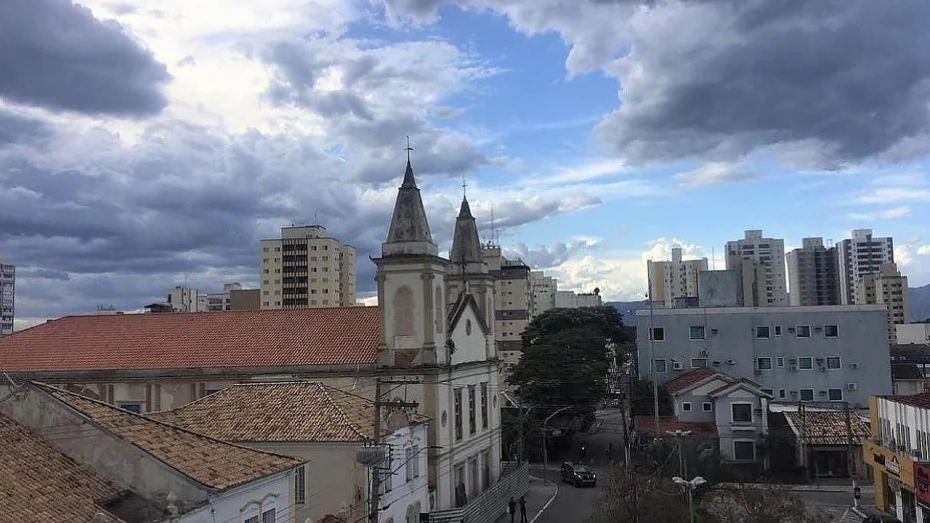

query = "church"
[[0, 153, 512, 520]]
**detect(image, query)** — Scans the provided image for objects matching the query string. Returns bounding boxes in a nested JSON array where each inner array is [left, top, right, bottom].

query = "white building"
[[648, 247, 708, 308], [530, 271, 557, 319], [554, 290, 603, 309], [898, 324, 930, 345], [202, 282, 242, 311], [167, 285, 201, 312], [0, 260, 13, 335], [838, 229, 895, 305], [725, 230, 788, 307]]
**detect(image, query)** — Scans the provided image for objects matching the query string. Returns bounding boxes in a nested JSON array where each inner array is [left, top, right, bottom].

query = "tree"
[[705, 486, 830, 523], [588, 468, 692, 523], [509, 307, 624, 411], [630, 377, 673, 416]]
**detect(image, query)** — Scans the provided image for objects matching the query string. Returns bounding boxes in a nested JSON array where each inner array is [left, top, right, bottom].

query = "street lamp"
[[666, 430, 692, 479], [542, 406, 574, 485], [672, 476, 706, 523]]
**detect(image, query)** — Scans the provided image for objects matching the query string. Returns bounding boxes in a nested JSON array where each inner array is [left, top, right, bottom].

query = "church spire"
[[449, 193, 484, 271], [383, 138, 438, 257]]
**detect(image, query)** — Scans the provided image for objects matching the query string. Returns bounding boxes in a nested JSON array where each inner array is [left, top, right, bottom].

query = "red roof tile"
[[634, 415, 717, 436], [665, 368, 716, 394], [0, 308, 380, 373], [883, 393, 930, 409]]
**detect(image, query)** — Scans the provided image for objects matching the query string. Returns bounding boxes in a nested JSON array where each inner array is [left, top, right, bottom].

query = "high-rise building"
[[838, 229, 894, 305], [786, 237, 840, 306], [259, 225, 356, 309], [530, 271, 557, 319], [0, 261, 13, 336], [483, 245, 531, 389], [725, 230, 788, 306], [855, 262, 909, 344], [647, 247, 708, 308]]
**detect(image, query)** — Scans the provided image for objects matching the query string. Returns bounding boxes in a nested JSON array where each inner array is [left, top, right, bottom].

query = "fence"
[[427, 461, 529, 523]]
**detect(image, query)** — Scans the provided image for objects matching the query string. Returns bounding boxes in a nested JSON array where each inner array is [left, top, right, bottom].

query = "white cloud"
[[847, 206, 912, 221], [673, 162, 759, 188]]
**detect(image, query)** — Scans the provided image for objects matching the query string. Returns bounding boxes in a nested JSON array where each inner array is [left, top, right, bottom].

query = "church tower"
[[447, 196, 496, 355], [373, 149, 448, 367]]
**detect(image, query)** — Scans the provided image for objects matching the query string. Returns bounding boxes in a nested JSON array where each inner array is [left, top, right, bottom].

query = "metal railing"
[[427, 462, 529, 523]]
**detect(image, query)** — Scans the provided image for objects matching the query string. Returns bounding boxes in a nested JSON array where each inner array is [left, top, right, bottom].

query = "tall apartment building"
[[838, 229, 894, 305], [855, 262, 909, 344], [259, 225, 356, 309], [0, 261, 13, 336], [786, 237, 840, 306], [725, 229, 788, 306], [647, 247, 708, 308], [483, 245, 531, 388], [166, 286, 200, 312], [530, 271, 557, 319]]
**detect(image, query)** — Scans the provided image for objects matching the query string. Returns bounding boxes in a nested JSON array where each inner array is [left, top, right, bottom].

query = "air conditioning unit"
[[818, 366, 827, 373], [673, 362, 684, 371], [814, 326, 823, 332], [789, 365, 799, 372], [699, 350, 708, 357], [788, 327, 796, 333], [850, 362, 859, 370], [726, 359, 736, 365], [711, 361, 721, 367], [847, 383, 859, 391], [818, 390, 827, 396], [789, 358, 798, 364], [790, 390, 799, 396], [754, 369, 763, 376], [711, 329, 719, 335]]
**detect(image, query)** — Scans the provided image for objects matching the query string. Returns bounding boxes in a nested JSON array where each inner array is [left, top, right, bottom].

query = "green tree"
[[630, 377, 673, 416], [508, 307, 624, 411]]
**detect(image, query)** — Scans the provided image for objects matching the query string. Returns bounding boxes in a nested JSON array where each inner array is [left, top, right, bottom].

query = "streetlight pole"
[[673, 476, 706, 523], [646, 272, 659, 436], [542, 406, 574, 484]]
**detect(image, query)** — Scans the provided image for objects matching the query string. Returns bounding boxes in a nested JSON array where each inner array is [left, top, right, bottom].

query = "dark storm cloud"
[[594, 0, 930, 166], [0, 110, 53, 145], [0, 0, 170, 116]]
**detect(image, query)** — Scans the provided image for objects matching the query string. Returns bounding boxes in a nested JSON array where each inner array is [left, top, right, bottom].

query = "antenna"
[[490, 203, 496, 247], [712, 247, 716, 270]]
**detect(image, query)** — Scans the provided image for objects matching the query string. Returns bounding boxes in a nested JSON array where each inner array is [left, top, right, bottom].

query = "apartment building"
[[0, 261, 12, 335], [530, 271, 557, 319], [725, 229, 788, 306], [647, 247, 708, 308], [864, 393, 930, 522], [786, 237, 841, 306], [554, 290, 603, 308], [483, 245, 531, 388], [838, 229, 894, 305], [856, 262, 910, 344], [260, 225, 357, 309], [635, 305, 892, 407], [167, 285, 200, 312]]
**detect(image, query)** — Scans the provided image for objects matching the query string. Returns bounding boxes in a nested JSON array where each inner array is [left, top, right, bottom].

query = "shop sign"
[[915, 463, 930, 507], [888, 455, 901, 476]]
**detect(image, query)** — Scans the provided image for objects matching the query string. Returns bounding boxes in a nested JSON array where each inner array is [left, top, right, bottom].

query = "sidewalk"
[[494, 475, 559, 523], [715, 482, 874, 494]]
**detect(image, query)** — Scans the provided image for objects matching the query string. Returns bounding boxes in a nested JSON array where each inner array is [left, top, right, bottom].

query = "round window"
[[466, 319, 472, 335]]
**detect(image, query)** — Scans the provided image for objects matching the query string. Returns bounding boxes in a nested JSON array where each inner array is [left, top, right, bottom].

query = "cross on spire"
[[462, 174, 468, 200], [405, 135, 413, 162]]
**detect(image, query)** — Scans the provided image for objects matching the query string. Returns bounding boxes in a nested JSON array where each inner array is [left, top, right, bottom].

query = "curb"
[[714, 483, 873, 494], [529, 478, 560, 523]]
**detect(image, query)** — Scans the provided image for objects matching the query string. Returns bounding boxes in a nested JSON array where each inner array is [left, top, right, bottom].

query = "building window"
[[691, 358, 707, 368], [393, 286, 415, 337], [481, 450, 491, 491], [702, 402, 712, 412], [246, 517, 259, 523], [262, 510, 276, 523], [295, 466, 306, 504], [689, 326, 705, 340], [731, 403, 753, 423], [796, 325, 811, 338], [733, 440, 756, 461], [468, 385, 477, 435], [828, 389, 844, 401], [654, 359, 667, 373], [826, 356, 841, 370], [824, 325, 839, 338], [761, 389, 774, 397], [778, 389, 786, 399], [756, 326, 770, 339], [406, 444, 420, 480], [774, 325, 782, 336], [649, 327, 665, 341], [682, 402, 692, 412], [454, 389, 463, 441], [118, 402, 142, 414], [798, 357, 813, 370], [756, 357, 772, 370], [776, 357, 784, 367], [480, 382, 489, 429], [800, 389, 814, 401]]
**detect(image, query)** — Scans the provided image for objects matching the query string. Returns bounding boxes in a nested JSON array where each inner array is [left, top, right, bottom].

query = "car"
[[561, 461, 597, 488]]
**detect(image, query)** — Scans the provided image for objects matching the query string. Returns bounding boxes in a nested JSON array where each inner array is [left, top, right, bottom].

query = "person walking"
[[508, 496, 516, 523], [606, 442, 613, 464], [519, 495, 528, 523]]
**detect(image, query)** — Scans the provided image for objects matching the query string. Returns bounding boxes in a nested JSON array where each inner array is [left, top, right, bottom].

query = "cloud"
[[504, 238, 602, 269], [850, 173, 930, 204], [0, 0, 170, 116], [847, 206, 911, 221], [673, 162, 759, 187]]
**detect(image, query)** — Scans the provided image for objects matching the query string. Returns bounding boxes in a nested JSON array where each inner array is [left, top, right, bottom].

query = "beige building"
[[855, 262, 909, 344], [647, 247, 708, 308], [530, 271, 557, 319], [483, 245, 531, 387], [897, 323, 930, 345], [0, 260, 13, 335], [167, 285, 200, 312], [554, 290, 603, 309], [260, 225, 356, 309], [725, 229, 788, 306], [838, 228, 895, 305]]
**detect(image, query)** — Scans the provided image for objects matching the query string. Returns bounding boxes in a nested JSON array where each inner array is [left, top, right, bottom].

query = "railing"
[[427, 462, 529, 523]]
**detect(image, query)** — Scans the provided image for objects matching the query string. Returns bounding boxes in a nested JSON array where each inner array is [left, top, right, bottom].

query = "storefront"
[[915, 463, 930, 523], [864, 439, 918, 522]]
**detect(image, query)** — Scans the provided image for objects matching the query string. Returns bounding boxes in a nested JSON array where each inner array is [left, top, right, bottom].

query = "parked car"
[[561, 461, 597, 487]]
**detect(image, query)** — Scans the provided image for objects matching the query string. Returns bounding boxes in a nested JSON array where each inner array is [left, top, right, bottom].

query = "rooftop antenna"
[[712, 247, 716, 270], [490, 203, 496, 247]]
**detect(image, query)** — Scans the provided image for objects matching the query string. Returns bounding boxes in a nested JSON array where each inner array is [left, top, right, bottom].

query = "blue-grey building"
[[636, 305, 892, 408]]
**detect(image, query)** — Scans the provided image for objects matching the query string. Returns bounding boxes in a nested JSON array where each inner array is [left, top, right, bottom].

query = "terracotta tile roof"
[[783, 411, 871, 445], [150, 382, 427, 442], [35, 382, 304, 490], [0, 308, 380, 373], [883, 392, 930, 409], [0, 412, 126, 523], [708, 378, 766, 397], [665, 368, 716, 394], [633, 415, 717, 436]]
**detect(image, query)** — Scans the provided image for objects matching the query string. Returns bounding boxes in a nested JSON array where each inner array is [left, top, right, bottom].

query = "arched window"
[[435, 285, 443, 334], [393, 286, 415, 337]]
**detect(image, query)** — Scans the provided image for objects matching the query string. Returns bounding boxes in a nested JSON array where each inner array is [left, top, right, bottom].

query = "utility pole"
[[647, 274, 659, 436], [518, 400, 524, 463], [368, 377, 420, 523], [845, 401, 859, 508]]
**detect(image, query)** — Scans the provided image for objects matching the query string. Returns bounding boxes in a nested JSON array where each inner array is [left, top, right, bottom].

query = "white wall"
[[179, 473, 293, 523]]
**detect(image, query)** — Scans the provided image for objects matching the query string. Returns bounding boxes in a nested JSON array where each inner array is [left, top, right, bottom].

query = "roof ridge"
[[318, 383, 372, 441], [32, 382, 304, 484]]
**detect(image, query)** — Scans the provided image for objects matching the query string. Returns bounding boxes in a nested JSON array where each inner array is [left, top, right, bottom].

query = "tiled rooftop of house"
[[783, 411, 871, 445], [634, 415, 717, 436], [882, 392, 930, 409], [36, 382, 304, 490], [0, 307, 380, 373], [0, 412, 126, 523], [665, 368, 715, 393], [149, 382, 428, 442]]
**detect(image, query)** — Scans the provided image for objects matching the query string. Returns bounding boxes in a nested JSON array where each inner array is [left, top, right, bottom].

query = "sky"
[[2, 0, 930, 329]]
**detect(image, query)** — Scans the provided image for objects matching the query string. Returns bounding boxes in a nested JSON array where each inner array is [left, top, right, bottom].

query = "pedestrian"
[[508, 496, 516, 523], [606, 442, 613, 464], [579, 443, 587, 462], [519, 495, 528, 523]]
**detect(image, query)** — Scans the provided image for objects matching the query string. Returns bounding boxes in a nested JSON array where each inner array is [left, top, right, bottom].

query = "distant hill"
[[911, 284, 930, 322], [606, 300, 650, 326]]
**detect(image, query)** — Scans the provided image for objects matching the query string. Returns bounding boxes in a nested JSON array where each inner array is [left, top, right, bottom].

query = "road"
[[533, 406, 628, 523]]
